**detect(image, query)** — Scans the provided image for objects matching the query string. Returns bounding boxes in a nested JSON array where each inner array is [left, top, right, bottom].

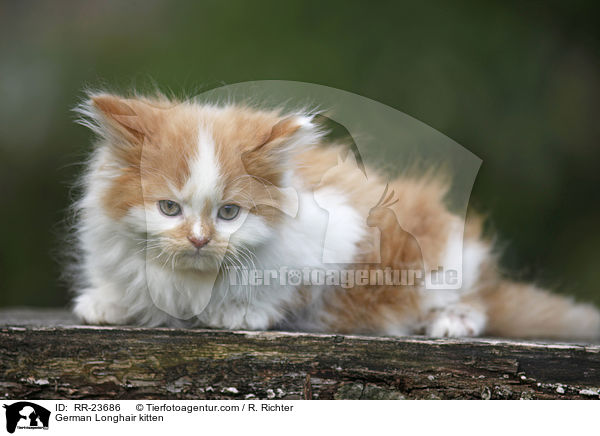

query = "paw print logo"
[[287, 270, 302, 286]]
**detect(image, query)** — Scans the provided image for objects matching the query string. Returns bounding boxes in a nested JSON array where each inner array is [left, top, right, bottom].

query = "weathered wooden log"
[[1, 308, 599, 399]]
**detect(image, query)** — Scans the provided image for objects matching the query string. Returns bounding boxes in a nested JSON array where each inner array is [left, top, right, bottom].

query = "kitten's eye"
[[218, 204, 240, 220], [158, 200, 182, 217]]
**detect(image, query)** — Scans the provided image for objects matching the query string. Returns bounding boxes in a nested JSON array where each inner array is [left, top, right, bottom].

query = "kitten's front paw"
[[426, 304, 486, 338], [73, 291, 129, 325]]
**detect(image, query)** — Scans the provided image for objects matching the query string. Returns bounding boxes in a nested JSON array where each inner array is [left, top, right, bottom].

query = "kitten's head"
[[77, 93, 320, 271]]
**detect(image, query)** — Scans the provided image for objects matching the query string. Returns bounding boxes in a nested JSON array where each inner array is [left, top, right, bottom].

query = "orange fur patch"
[[95, 96, 307, 227], [94, 96, 200, 219]]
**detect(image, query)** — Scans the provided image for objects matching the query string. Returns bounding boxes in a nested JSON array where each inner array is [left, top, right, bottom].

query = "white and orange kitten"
[[70, 92, 600, 340]]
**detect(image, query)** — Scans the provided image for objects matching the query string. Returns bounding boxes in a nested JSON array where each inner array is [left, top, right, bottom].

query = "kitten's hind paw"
[[426, 304, 486, 338]]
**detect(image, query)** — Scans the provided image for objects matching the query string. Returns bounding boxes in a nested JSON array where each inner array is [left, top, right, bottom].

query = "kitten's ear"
[[76, 94, 161, 144], [253, 115, 319, 155], [242, 114, 321, 184]]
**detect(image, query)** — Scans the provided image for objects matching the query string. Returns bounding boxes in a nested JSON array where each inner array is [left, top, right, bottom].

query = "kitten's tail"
[[481, 281, 600, 340]]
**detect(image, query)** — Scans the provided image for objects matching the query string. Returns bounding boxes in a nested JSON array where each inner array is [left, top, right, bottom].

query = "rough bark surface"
[[1, 308, 599, 399]]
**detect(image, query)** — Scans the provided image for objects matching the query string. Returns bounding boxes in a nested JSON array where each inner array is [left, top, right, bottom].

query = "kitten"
[[70, 92, 600, 340]]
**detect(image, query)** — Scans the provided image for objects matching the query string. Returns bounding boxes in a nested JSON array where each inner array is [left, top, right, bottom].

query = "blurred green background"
[[1, 0, 599, 308]]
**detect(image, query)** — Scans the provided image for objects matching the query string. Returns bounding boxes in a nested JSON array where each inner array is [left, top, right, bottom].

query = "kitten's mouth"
[[143, 246, 217, 272], [177, 249, 224, 270], [182, 247, 212, 257]]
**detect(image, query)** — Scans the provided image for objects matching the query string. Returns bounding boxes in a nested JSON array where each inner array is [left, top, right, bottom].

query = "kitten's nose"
[[188, 236, 210, 249]]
